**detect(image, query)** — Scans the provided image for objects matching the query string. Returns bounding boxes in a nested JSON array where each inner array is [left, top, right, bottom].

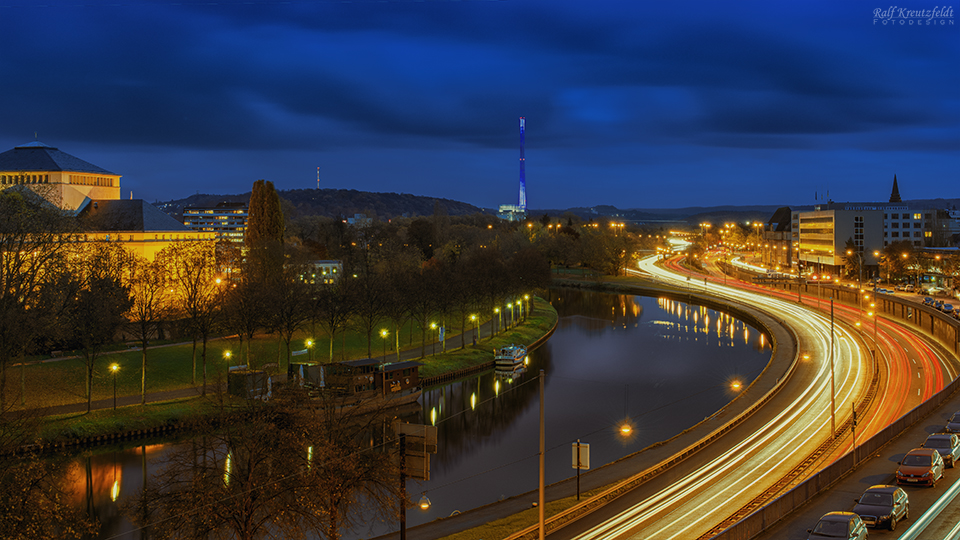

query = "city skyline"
[[1, 0, 957, 209]]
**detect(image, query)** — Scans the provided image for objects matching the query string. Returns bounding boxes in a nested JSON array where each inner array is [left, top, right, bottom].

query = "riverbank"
[[8, 297, 559, 451]]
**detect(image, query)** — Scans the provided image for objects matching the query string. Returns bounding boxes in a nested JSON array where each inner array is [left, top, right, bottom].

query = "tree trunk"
[[201, 334, 208, 397], [141, 344, 148, 405]]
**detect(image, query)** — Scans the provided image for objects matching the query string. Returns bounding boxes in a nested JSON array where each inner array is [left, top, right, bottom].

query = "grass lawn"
[[9, 297, 557, 444]]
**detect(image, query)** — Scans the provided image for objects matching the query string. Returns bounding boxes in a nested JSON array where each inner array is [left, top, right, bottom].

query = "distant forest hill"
[[156, 188, 488, 221]]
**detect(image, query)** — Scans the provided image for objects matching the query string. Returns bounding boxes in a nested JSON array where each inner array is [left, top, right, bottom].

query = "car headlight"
[[922, 471, 931, 477]]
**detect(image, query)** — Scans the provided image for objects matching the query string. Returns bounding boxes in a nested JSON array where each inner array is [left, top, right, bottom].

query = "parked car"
[[945, 411, 960, 433], [807, 511, 868, 540], [896, 448, 944, 486], [904, 284, 915, 292], [922, 433, 960, 468], [941, 303, 954, 315], [895, 284, 905, 291], [923, 297, 934, 306], [853, 485, 909, 531]]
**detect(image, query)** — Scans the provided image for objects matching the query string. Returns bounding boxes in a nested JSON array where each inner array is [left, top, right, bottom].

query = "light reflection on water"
[[66, 288, 770, 539]]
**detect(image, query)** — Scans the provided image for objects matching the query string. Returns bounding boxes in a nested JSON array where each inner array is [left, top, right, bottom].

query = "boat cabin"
[[324, 358, 422, 397]]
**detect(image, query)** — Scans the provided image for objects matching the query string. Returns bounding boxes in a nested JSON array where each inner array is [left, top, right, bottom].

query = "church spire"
[[889, 174, 902, 203]]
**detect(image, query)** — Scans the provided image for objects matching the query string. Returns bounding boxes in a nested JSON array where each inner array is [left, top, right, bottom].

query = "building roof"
[[77, 199, 192, 232], [0, 142, 117, 175], [890, 174, 902, 203]]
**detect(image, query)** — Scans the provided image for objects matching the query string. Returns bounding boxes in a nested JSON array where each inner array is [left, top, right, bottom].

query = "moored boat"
[[494, 344, 528, 371]]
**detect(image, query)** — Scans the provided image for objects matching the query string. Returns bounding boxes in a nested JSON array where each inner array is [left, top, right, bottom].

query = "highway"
[[550, 253, 956, 539]]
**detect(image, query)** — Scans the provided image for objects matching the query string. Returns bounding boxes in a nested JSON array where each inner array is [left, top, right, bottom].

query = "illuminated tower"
[[518, 117, 526, 211]]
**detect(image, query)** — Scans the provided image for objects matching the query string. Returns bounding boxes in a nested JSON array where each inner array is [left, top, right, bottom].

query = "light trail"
[[563, 256, 871, 539]]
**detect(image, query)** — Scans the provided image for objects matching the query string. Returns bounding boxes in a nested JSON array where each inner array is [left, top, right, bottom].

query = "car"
[[904, 284, 915, 292], [923, 297, 934, 305], [896, 448, 944, 486], [895, 284, 905, 291], [853, 485, 909, 531], [941, 304, 954, 315], [945, 411, 960, 433], [922, 433, 960, 468], [807, 511, 868, 540]]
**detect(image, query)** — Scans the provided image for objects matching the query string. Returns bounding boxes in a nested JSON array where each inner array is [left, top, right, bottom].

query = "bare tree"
[[0, 190, 76, 409], [157, 241, 221, 395], [126, 256, 170, 404]]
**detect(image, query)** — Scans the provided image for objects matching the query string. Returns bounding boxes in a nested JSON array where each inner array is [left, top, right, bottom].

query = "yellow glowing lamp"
[[620, 423, 632, 436], [419, 494, 432, 511]]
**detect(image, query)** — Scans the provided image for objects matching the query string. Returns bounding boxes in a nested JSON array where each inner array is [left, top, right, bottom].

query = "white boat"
[[495, 345, 528, 371]]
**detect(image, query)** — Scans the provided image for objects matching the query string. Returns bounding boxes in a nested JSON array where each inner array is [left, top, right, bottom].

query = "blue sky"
[[1, 0, 957, 209]]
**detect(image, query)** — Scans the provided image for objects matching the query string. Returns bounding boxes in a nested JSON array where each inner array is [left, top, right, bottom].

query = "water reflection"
[[405, 289, 770, 533], [35, 288, 769, 539]]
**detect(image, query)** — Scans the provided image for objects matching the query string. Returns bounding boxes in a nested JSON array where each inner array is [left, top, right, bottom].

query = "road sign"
[[572, 441, 590, 470], [396, 422, 437, 480]]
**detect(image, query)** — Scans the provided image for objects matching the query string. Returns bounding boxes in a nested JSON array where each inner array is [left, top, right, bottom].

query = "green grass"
[[6, 298, 557, 446]]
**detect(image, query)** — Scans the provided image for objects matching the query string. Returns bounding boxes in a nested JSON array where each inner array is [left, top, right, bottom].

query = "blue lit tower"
[[518, 117, 526, 211]]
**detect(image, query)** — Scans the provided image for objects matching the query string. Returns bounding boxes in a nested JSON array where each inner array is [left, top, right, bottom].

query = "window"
[[892, 222, 899, 228], [914, 222, 921, 228], [914, 213, 922, 220], [892, 232, 899, 237], [914, 232, 921, 238], [891, 213, 899, 219], [925, 231, 932, 238]]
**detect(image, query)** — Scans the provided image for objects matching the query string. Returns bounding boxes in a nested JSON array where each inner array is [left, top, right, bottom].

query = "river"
[[47, 288, 772, 539]]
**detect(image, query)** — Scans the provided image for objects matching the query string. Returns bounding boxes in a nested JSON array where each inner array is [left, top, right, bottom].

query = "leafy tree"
[[246, 179, 285, 285], [842, 238, 862, 282]]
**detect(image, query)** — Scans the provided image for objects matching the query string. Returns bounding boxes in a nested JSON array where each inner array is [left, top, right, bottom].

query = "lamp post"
[[847, 249, 864, 322], [470, 314, 478, 344], [110, 363, 119, 410], [494, 307, 500, 335], [380, 329, 389, 360], [430, 323, 437, 356], [305, 340, 313, 363]]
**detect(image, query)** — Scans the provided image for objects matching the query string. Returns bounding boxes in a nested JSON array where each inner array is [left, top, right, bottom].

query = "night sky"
[[1, 0, 957, 210]]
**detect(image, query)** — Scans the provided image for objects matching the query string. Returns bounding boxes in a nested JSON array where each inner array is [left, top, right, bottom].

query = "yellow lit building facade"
[[0, 141, 214, 260]]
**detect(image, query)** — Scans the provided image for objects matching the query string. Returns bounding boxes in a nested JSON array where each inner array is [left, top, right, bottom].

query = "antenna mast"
[[519, 117, 526, 211]]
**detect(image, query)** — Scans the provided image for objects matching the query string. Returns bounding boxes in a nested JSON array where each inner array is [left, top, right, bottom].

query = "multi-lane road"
[[548, 253, 957, 539]]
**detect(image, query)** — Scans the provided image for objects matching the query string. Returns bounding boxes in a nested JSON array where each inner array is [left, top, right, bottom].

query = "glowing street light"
[[430, 322, 438, 355], [110, 363, 120, 410], [305, 339, 313, 362], [418, 494, 432, 511], [380, 329, 389, 359]]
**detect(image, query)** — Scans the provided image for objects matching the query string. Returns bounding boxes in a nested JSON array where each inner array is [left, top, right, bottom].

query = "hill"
[[156, 188, 487, 221]]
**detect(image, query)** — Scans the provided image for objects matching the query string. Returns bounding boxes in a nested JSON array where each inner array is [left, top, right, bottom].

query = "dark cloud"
[[0, 0, 956, 207]]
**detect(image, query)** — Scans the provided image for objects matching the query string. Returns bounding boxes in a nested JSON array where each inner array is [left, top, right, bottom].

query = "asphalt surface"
[[753, 381, 960, 540]]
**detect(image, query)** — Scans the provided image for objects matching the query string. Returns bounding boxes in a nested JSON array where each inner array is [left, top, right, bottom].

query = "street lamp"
[[110, 363, 119, 410], [430, 322, 437, 355], [380, 329, 389, 360], [470, 314, 478, 343], [494, 307, 500, 335]]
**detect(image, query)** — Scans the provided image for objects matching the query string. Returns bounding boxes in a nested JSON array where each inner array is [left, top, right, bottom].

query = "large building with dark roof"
[[77, 199, 214, 260], [0, 141, 121, 210], [1, 141, 214, 260]]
